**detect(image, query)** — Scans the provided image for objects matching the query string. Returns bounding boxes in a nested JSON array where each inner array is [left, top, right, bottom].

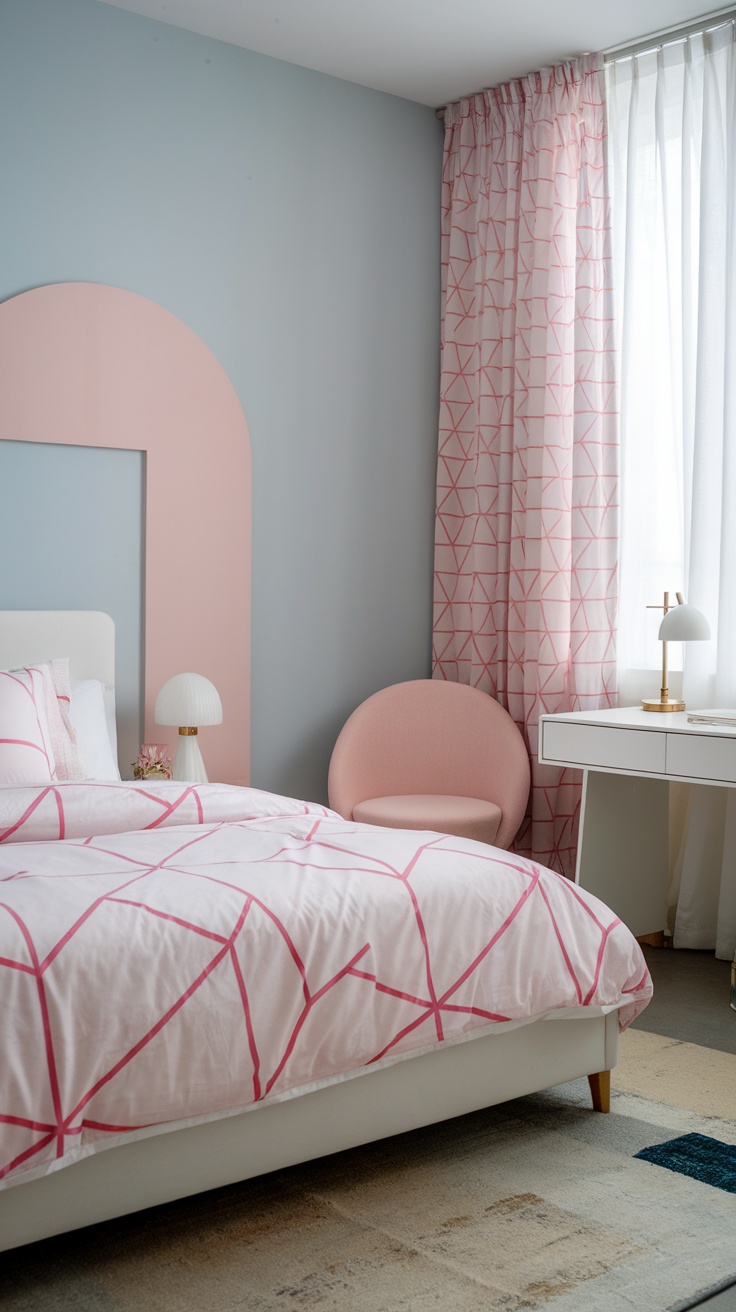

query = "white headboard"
[[0, 611, 115, 686]]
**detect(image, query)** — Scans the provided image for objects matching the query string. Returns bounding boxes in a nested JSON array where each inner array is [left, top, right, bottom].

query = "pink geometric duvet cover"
[[0, 781, 652, 1189]]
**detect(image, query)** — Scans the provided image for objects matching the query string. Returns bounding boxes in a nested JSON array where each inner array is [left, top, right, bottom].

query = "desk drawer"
[[666, 732, 736, 782], [541, 721, 666, 773]]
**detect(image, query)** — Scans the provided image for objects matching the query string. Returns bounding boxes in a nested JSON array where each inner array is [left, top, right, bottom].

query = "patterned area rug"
[[636, 1132, 736, 1193], [3, 1029, 736, 1312]]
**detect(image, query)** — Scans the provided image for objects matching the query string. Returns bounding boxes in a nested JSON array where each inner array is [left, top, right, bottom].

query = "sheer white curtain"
[[607, 21, 736, 959]]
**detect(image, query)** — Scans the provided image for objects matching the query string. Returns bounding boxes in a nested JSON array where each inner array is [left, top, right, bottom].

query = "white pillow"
[[0, 666, 56, 784], [70, 680, 121, 781], [103, 686, 119, 768], [5, 658, 86, 781]]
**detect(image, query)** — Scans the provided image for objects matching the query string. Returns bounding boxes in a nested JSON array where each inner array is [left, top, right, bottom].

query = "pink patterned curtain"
[[433, 54, 617, 877]]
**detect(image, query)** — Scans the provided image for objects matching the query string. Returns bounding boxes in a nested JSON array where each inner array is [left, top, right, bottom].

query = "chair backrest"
[[328, 679, 530, 849]]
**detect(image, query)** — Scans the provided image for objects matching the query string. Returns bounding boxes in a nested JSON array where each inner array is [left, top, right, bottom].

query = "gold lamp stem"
[[660, 592, 669, 702]]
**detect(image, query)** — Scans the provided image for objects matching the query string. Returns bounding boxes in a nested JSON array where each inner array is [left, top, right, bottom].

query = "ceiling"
[[97, 0, 718, 106]]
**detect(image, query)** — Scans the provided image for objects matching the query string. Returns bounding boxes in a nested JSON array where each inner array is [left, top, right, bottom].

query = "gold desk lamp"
[[642, 591, 711, 712]]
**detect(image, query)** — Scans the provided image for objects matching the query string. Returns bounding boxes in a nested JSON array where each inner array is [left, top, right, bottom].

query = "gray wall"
[[0, 0, 442, 802], [0, 442, 144, 778]]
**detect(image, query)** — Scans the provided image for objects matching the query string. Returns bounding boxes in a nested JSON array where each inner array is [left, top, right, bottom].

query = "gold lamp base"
[[642, 697, 685, 713]]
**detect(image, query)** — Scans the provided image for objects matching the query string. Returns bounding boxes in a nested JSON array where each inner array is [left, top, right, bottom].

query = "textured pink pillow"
[[0, 666, 57, 784], [44, 658, 86, 780]]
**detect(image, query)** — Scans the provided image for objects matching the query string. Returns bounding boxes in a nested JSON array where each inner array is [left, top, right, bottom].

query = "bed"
[[0, 612, 652, 1252]]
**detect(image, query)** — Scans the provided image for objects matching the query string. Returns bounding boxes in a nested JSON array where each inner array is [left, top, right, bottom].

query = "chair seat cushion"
[[352, 794, 503, 846]]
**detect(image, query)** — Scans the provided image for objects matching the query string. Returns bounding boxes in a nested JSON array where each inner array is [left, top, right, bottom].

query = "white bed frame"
[[0, 611, 618, 1252]]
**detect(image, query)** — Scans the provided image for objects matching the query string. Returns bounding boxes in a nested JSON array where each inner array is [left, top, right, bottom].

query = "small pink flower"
[[133, 743, 173, 780]]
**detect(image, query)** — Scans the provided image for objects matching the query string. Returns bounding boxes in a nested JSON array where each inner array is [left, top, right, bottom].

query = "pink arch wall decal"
[[0, 283, 251, 785]]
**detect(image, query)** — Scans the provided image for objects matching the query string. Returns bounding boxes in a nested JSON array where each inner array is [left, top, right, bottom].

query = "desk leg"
[[575, 770, 669, 939]]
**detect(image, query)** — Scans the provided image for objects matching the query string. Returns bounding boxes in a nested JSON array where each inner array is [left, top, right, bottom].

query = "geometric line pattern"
[[0, 781, 651, 1189], [432, 54, 618, 877], [0, 665, 56, 783]]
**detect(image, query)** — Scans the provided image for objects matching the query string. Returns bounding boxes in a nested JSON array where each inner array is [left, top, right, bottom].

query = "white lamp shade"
[[658, 603, 711, 642], [154, 673, 223, 727]]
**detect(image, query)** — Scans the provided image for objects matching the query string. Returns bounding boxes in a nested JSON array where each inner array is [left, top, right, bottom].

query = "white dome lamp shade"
[[154, 673, 223, 782], [658, 603, 711, 643]]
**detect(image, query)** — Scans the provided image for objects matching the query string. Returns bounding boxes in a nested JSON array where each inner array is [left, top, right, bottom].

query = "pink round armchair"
[[328, 680, 530, 849]]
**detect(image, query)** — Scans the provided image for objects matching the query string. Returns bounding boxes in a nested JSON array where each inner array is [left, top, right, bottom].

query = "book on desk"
[[687, 710, 736, 727]]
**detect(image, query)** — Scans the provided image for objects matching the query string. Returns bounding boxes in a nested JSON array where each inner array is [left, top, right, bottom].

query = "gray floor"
[[697, 1287, 736, 1311], [633, 947, 736, 1054], [633, 948, 736, 1310], [680, 1280, 736, 1311]]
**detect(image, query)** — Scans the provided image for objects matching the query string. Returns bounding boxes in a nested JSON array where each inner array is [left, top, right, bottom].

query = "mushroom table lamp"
[[642, 592, 711, 712], [154, 673, 223, 782]]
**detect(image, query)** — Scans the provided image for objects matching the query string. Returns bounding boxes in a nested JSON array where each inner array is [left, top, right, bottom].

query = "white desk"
[[538, 707, 736, 938]]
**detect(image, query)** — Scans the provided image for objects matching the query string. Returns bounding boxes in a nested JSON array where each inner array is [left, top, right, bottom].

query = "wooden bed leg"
[[588, 1070, 611, 1113], [636, 930, 665, 949]]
